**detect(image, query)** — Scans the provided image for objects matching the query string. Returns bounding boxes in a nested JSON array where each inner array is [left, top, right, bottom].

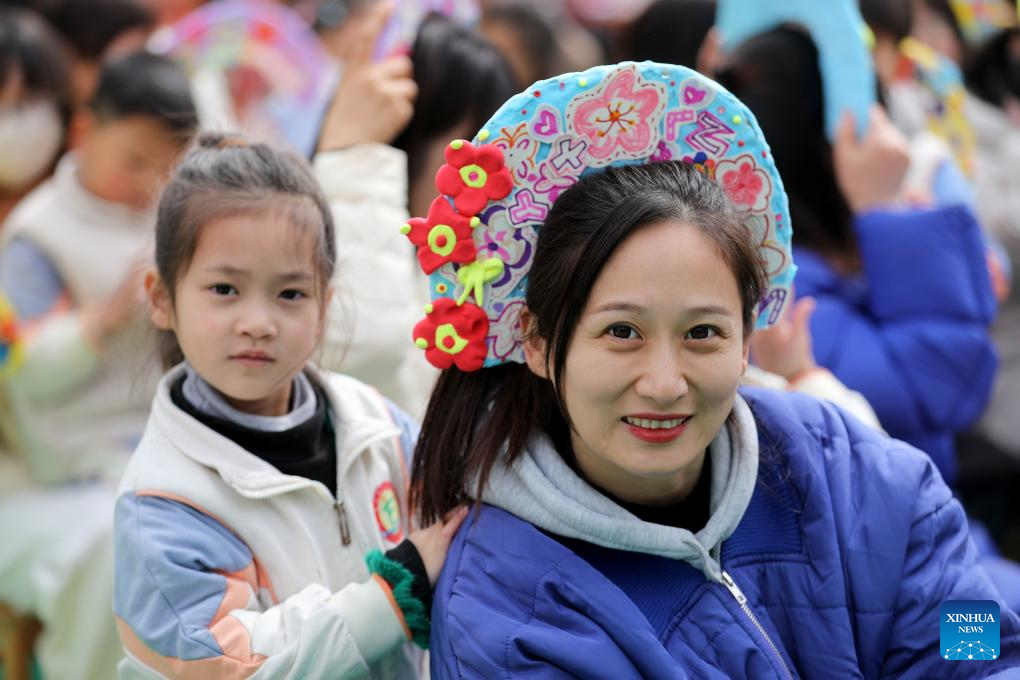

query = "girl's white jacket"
[[113, 363, 424, 679]]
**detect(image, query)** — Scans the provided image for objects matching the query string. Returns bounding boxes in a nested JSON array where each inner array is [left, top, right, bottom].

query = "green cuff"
[[365, 549, 429, 649]]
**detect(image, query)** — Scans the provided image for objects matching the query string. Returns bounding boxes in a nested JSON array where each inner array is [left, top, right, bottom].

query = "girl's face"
[[148, 211, 330, 417], [526, 219, 749, 506]]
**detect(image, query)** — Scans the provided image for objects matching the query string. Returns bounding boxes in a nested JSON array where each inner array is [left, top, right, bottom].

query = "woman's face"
[[528, 219, 749, 506]]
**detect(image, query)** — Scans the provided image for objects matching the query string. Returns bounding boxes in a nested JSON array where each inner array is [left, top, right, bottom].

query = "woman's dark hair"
[[411, 160, 768, 523], [965, 27, 1020, 107], [0, 7, 71, 113], [392, 14, 517, 187], [858, 0, 913, 42], [718, 26, 857, 263], [619, 0, 716, 70], [90, 50, 198, 138], [154, 132, 337, 367]]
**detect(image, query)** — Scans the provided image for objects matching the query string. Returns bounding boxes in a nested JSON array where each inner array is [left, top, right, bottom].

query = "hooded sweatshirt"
[[477, 394, 758, 584]]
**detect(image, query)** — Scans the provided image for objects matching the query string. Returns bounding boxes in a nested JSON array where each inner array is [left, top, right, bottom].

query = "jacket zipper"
[[720, 571, 793, 680], [335, 499, 351, 545]]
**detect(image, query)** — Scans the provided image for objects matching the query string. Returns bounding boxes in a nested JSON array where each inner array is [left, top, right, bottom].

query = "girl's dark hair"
[[411, 160, 768, 523], [965, 27, 1020, 107], [859, 0, 913, 42], [392, 14, 517, 187], [0, 7, 72, 117], [619, 0, 717, 70], [154, 132, 337, 367], [718, 26, 858, 263]]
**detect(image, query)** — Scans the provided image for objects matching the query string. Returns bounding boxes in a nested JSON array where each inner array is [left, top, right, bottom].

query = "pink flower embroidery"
[[568, 66, 666, 163], [716, 155, 772, 213]]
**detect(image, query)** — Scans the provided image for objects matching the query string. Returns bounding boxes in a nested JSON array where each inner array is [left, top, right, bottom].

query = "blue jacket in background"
[[794, 205, 998, 484], [430, 388, 1019, 679]]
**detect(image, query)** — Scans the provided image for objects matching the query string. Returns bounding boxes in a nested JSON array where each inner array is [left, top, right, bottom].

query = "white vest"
[[1, 154, 159, 483]]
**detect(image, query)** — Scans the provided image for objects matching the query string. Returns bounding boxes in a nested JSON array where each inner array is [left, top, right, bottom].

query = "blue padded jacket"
[[430, 388, 1019, 679], [793, 205, 998, 485]]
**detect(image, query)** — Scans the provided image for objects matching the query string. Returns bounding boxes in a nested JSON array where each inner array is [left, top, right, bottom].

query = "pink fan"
[[149, 0, 338, 156]]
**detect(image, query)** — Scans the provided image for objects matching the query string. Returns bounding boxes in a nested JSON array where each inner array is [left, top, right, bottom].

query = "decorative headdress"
[[403, 61, 795, 372], [716, 0, 876, 139], [949, 0, 1018, 45], [895, 37, 976, 176]]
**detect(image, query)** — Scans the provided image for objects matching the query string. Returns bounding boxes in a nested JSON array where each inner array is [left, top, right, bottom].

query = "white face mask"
[[0, 101, 64, 192]]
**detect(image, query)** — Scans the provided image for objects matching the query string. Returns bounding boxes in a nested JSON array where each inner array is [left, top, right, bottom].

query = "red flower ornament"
[[435, 140, 514, 215], [412, 298, 489, 371], [401, 196, 480, 274]]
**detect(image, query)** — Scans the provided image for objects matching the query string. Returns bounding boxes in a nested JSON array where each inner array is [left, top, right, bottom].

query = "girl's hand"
[[833, 105, 911, 214], [408, 506, 468, 587], [750, 296, 817, 382], [316, 2, 418, 152]]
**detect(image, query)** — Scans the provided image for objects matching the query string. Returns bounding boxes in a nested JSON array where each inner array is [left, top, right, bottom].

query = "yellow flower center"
[[459, 164, 488, 189], [435, 323, 468, 354], [428, 224, 457, 257]]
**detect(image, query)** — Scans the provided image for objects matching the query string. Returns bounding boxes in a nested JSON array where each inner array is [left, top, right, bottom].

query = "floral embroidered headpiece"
[[403, 61, 795, 372]]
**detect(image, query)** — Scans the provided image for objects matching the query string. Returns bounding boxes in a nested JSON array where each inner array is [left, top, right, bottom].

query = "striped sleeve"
[[113, 492, 411, 679]]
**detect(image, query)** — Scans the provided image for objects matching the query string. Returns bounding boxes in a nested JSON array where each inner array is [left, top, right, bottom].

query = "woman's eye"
[[607, 324, 639, 340], [210, 283, 236, 296], [686, 325, 718, 340], [280, 289, 306, 301]]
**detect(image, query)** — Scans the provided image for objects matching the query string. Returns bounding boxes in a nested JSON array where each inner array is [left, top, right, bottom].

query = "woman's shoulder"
[[740, 387, 952, 519]]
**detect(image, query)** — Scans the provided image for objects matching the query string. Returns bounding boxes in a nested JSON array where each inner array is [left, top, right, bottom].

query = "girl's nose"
[[236, 305, 277, 340]]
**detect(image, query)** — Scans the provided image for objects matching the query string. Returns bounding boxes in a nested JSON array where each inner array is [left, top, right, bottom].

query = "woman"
[[405, 62, 1019, 677]]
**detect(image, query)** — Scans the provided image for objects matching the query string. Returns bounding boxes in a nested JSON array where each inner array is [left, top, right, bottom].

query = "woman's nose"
[[634, 346, 689, 406]]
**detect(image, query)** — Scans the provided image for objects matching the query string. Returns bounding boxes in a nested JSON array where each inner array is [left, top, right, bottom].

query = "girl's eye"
[[606, 324, 639, 340], [686, 325, 719, 341], [210, 283, 237, 296], [280, 289, 306, 301]]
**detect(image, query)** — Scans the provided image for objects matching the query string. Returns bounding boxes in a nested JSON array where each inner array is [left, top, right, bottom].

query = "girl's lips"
[[231, 353, 274, 366]]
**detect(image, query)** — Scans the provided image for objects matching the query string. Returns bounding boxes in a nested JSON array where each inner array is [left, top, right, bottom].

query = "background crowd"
[[0, 0, 1018, 677]]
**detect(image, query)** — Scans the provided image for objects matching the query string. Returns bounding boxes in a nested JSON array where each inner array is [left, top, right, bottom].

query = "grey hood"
[[474, 394, 759, 582]]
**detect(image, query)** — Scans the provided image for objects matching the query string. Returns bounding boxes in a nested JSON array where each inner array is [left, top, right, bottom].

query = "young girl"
[[405, 62, 1019, 677], [114, 133, 464, 678]]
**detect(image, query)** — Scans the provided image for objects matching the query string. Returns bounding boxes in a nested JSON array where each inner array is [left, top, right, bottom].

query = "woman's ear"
[[520, 308, 550, 379], [145, 269, 173, 330]]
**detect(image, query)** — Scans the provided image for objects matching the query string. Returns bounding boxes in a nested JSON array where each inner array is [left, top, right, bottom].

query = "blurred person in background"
[[0, 51, 197, 680], [313, 4, 516, 417], [0, 6, 71, 225], [721, 26, 1020, 608], [39, 0, 156, 107], [618, 0, 720, 75], [479, 2, 559, 88]]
